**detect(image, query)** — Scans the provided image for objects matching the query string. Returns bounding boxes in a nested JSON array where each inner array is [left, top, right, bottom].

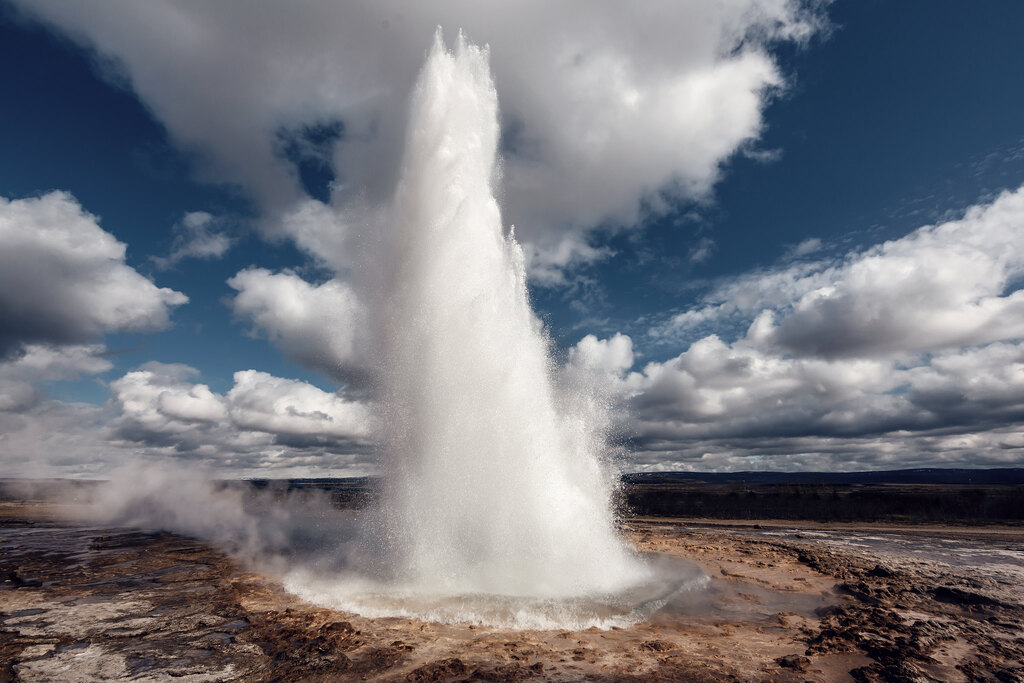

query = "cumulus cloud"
[[570, 328, 1024, 471], [763, 187, 1024, 357], [595, 185, 1024, 470], [568, 333, 635, 378], [0, 344, 112, 412], [0, 192, 188, 356], [227, 268, 362, 380], [0, 360, 376, 478], [151, 211, 232, 269], [624, 335, 902, 439], [228, 370, 372, 442], [904, 342, 1024, 429], [654, 184, 1024, 358], [108, 362, 373, 472], [13, 0, 825, 279], [627, 429, 1024, 473], [650, 259, 834, 342]]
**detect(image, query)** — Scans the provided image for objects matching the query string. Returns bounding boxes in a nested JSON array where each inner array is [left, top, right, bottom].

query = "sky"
[[2, 0, 1024, 477]]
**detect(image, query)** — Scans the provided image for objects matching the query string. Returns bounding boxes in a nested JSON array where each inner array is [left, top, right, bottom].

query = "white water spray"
[[373, 30, 645, 597], [285, 32, 692, 627]]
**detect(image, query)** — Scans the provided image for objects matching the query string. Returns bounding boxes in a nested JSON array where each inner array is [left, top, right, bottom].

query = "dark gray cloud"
[[608, 335, 1024, 468], [625, 428, 1024, 473]]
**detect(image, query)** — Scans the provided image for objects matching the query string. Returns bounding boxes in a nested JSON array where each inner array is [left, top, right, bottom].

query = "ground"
[[2, 503, 1023, 682]]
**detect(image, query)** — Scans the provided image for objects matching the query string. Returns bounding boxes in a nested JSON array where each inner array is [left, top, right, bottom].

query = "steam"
[[78, 461, 362, 576], [65, 31, 677, 629]]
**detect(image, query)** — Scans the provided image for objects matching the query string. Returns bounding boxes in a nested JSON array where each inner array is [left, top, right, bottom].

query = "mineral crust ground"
[[2, 502, 1023, 682]]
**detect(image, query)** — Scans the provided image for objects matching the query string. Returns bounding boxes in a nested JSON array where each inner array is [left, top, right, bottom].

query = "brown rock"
[[406, 657, 469, 682], [775, 654, 810, 671]]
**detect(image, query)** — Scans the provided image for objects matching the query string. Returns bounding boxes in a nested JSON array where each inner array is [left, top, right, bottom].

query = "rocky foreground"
[[1, 504, 1022, 682]]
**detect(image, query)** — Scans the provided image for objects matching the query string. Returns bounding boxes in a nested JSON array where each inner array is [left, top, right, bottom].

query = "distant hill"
[[620, 468, 1024, 486], [260, 467, 1024, 487]]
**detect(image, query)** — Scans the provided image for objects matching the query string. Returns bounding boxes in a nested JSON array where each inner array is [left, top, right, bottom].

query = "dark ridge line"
[[619, 467, 1024, 486], [3, 467, 1023, 488]]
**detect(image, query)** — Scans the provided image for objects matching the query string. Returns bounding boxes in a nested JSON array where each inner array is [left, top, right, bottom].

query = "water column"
[[370, 30, 645, 599]]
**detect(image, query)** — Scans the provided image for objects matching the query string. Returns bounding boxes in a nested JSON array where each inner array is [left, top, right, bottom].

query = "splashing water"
[[284, 31, 699, 628]]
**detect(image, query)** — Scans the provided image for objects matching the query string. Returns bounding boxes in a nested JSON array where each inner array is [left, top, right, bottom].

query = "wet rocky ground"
[[2, 504, 1022, 681]]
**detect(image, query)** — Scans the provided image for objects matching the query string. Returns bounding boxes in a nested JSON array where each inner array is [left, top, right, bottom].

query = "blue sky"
[[537, 1, 1024, 351], [3, 1, 1024, 477]]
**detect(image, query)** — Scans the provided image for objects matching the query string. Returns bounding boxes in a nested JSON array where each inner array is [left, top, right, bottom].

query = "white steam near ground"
[[74, 461, 362, 577]]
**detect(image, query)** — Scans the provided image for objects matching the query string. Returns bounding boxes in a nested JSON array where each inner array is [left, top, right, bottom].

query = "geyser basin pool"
[[284, 554, 709, 631], [324, 26, 656, 629]]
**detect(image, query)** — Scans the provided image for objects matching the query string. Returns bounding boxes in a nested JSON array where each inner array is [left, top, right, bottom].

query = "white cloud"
[[786, 236, 822, 258], [277, 199, 358, 272], [567, 333, 635, 378], [111, 363, 227, 444], [14, 0, 824, 278], [0, 192, 188, 355], [106, 363, 374, 472], [151, 211, 232, 269], [627, 334, 901, 438], [227, 268, 362, 380], [567, 328, 1024, 471], [654, 184, 1024, 358], [228, 370, 372, 440], [0, 344, 112, 412], [688, 237, 716, 264], [622, 185, 1024, 469], [764, 186, 1024, 357], [650, 259, 836, 341], [0, 360, 377, 477]]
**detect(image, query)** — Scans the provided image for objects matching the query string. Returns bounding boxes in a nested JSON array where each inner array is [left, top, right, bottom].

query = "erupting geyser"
[[374, 31, 646, 597], [286, 31, 701, 628]]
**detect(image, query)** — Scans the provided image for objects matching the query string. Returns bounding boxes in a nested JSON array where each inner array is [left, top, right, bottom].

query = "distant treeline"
[[620, 482, 1024, 524], [621, 468, 1024, 486], [5, 468, 1023, 524], [247, 471, 1024, 524]]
